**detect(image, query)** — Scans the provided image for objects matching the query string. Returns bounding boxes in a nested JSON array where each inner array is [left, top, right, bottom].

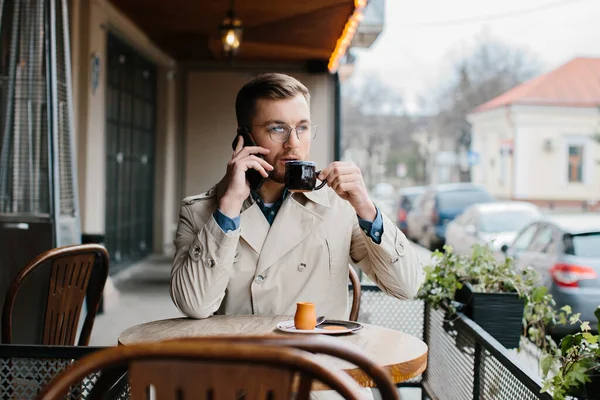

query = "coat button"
[[298, 263, 307, 272], [255, 275, 265, 284], [205, 258, 215, 268], [193, 246, 202, 257], [396, 241, 404, 256]]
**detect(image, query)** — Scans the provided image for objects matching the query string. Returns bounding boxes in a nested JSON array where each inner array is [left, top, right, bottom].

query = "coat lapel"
[[256, 188, 330, 274], [215, 176, 269, 254], [240, 202, 270, 254]]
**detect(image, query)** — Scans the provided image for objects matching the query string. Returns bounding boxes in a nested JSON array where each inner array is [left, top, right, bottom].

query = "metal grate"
[[479, 350, 544, 400], [421, 304, 551, 400], [424, 307, 476, 400], [54, 0, 75, 216], [352, 285, 425, 384], [0, 0, 51, 214], [356, 287, 425, 340], [0, 352, 130, 399], [355, 284, 550, 400], [0, 357, 96, 399]]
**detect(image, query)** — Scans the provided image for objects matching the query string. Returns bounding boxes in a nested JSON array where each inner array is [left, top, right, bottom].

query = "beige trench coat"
[[170, 179, 424, 319]]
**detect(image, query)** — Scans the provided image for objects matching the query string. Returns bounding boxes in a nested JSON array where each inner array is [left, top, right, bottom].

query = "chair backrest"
[[173, 335, 399, 400], [38, 340, 367, 400], [2, 244, 109, 346], [349, 265, 361, 322]]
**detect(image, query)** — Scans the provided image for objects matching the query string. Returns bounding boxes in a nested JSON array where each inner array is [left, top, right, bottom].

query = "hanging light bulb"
[[220, 1, 243, 58]]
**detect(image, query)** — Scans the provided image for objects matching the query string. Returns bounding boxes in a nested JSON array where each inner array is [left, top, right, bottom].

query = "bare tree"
[[429, 33, 542, 181], [341, 73, 416, 186]]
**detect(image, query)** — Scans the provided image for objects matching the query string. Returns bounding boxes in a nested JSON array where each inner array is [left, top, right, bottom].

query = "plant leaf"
[[532, 286, 548, 302], [580, 321, 590, 332], [569, 363, 590, 385], [541, 354, 555, 377], [569, 313, 581, 325], [582, 332, 598, 343], [561, 335, 573, 353]]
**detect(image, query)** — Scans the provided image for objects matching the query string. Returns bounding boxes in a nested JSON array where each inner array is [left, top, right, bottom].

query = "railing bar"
[[453, 312, 551, 398], [0, 344, 107, 358], [473, 342, 482, 400]]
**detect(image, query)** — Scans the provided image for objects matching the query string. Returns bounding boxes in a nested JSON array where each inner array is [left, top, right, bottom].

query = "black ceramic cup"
[[284, 161, 327, 192]]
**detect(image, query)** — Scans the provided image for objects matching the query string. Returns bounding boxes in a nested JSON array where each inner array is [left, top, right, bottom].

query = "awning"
[[109, 0, 368, 72]]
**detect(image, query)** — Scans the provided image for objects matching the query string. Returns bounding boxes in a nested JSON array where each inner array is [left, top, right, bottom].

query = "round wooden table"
[[119, 315, 428, 388]]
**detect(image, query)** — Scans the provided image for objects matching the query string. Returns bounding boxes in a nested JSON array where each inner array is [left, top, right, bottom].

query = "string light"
[[328, 0, 367, 73]]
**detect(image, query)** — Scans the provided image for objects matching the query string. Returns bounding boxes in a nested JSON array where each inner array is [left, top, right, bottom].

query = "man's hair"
[[235, 73, 310, 128]]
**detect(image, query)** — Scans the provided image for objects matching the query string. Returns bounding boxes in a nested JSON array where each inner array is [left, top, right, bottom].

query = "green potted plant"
[[541, 306, 600, 400], [418, 244, 539, 348]]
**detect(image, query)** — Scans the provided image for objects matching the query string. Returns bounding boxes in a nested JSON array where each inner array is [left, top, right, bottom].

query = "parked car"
[[396, 186, 427, 236], [504, 214, 600, 336], [445, 201, 543, 256], [405, 193, 425, 242], [406, 183, 496, 250]]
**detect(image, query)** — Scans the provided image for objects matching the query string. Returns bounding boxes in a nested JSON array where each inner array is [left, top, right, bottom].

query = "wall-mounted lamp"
[[220, 0, 243, 60], [543, 138, 554, 152]]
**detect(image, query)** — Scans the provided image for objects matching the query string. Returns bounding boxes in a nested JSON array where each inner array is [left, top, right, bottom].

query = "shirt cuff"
[[213, 209, 241, 233], [358, 207, 384, 244]]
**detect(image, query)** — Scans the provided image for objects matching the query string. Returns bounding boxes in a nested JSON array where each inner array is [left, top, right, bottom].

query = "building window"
[[568, 145, 584, 183]]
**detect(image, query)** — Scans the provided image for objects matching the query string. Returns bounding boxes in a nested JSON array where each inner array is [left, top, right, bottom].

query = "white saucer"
[[275, 319, 362, 335]]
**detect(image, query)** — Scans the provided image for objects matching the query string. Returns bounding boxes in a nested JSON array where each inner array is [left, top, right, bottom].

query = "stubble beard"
[[268, 164, 285, 184]]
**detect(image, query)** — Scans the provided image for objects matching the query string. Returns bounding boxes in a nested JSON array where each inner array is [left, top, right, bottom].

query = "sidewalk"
[[89, 254, 180, 346]]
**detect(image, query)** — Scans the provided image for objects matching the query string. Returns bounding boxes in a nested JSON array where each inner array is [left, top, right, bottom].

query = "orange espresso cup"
[[294, 302, 317, 330]]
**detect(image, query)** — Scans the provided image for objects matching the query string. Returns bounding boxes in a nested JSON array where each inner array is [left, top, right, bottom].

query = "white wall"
[[512, 106, 599, 201], [469, 105, 600, 202], [184, 70, 335, 196], [469, 107, 514, 199]]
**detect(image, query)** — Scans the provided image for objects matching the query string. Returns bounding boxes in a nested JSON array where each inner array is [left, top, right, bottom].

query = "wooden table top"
[[118, 315, 428, 388]]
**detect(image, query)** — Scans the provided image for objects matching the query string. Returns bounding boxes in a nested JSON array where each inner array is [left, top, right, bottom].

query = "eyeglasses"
[[253, 123, 318, 143]]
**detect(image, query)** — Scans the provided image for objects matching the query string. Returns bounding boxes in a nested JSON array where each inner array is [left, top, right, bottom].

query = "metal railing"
[[0, 345, 105, 399], [0, 285, 552, 399], [357, 284, 552, 400]]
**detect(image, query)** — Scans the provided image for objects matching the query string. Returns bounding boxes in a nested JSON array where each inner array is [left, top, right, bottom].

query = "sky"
[[350, 0, 600, 114]]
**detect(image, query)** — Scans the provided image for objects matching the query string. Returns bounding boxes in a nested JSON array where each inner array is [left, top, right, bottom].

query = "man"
[[171, 73, 423, 321]]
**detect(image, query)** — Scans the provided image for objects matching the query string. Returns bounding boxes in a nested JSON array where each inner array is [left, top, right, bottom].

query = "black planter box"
[[570, 374, 600, 400], [584, 375, 600, 400], [455, 282, 525, 349]]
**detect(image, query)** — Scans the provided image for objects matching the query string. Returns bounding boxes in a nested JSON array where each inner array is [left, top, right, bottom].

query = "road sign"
[[467, 151, 480, 166]]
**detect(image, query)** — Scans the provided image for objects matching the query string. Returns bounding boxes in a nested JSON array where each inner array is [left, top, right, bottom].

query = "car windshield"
[[479, 210, 540, 233], [566, 233, 600, 258], [437, 190, 494, 210]]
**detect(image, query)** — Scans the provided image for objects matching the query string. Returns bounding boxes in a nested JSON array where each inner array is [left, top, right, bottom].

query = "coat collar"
[[300, 186, 330, 208], [215, 176, 330, 209], [215, 176, 330, 261]]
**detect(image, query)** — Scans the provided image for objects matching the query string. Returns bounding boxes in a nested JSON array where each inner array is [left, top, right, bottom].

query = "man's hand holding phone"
[[219, 135, 273, 218]]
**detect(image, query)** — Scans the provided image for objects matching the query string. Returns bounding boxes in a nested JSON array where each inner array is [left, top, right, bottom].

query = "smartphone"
[[232, 127, 267, 191]]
